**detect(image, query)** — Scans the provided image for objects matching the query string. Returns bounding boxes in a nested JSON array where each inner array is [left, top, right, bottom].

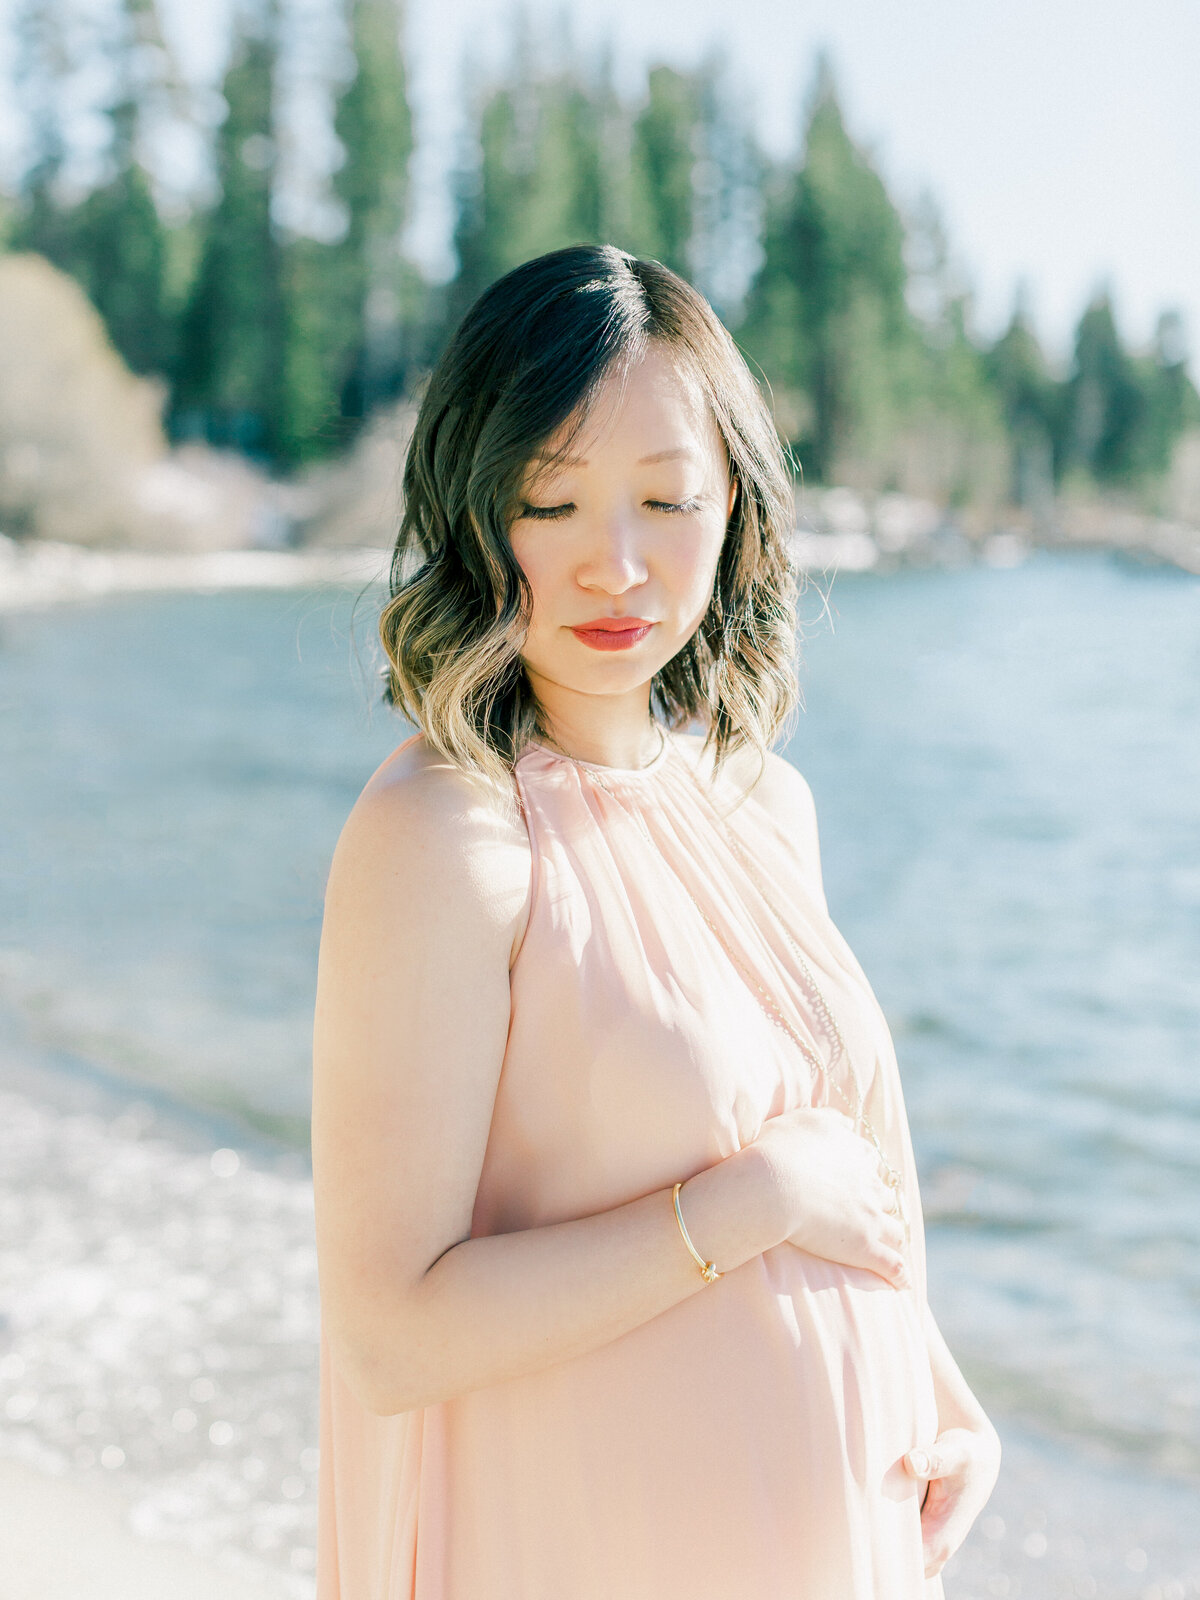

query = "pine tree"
[[172, 2, 286, 460], [1063, 290, 1145, 486], [1134, 310, 1200, 482], [985, 288, 1060, 505], [628, 66, 700, 278], [739, 54, 912, 480], [67, 0, 175, 377], [446, 28, 624, 330], [331, 0, 414, 425], [687, 60, 766, 324], [9, 0, 79, 267]]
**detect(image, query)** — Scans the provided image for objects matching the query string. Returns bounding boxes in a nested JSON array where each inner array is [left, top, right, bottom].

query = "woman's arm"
[[921, 1301, 994, 1433], [903, 1301, 1003, 1578], [310, 751, 791, 1418]]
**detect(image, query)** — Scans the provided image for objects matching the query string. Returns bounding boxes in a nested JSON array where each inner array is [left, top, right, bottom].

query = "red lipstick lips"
[[569, 617, 656, 652]]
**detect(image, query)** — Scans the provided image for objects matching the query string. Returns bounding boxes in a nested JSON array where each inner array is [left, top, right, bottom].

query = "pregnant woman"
[[311, 244, 1000, 1598]]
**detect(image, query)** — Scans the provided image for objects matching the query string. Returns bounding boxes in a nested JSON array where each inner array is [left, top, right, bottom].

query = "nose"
[[575, 511, 650, 596]]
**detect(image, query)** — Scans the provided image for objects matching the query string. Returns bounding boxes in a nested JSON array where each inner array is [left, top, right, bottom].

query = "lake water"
[[1, 546, 1198, 1592]]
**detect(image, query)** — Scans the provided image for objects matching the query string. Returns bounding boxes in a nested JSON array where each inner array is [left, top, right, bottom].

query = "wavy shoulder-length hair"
[[379, 243, 803, 801]]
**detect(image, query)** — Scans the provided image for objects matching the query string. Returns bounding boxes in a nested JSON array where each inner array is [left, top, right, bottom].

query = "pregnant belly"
[[435, 1244, 939, 1597], [759, 1242, 941, 1502]]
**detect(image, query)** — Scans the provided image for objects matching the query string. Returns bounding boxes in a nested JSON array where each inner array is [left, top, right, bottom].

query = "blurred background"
[[1, 1, 1198, 1597]]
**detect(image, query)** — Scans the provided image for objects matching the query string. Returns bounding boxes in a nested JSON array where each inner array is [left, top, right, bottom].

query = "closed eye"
[[647, 498, 703, 515], [519, 498, 702, 521], [519, 502, 574, 521]]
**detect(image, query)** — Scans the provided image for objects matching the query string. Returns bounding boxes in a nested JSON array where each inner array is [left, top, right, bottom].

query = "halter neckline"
[[524, 725, 673, 777]]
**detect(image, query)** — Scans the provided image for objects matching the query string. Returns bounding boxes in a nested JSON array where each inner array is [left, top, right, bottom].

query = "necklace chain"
[[536, 720, 667, 772], [579, 737, 909, 1244]]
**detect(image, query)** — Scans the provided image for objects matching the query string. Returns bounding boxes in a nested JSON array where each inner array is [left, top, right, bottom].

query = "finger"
[[866, 1204, 907, 1256], [904, 1446, 941, 1480], [876, 1212, 906, 1253], [905, 1428, 971, 1481], [870, 1248, 911, 1289]]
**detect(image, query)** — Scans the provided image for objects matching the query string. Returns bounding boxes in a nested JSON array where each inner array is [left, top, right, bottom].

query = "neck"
[[527, 677, 661, 770], [538, 719, 665, 770]]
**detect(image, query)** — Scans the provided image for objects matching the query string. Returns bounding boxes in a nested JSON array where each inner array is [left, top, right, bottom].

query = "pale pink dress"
[[317, 729, 945, 1599]]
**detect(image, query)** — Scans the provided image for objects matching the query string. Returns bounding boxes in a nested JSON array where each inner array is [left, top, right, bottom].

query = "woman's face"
[[510, 342, 737, 732]]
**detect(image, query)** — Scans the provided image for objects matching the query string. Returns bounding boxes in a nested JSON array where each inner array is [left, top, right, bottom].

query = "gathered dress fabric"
[[316, 729, 944, 1600]]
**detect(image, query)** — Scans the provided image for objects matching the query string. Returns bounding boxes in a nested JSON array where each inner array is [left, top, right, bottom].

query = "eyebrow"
[[531, 446, 698, 469]]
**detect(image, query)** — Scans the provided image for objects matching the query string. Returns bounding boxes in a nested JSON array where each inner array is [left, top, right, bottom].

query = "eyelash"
[[519, 498, 702, 522]]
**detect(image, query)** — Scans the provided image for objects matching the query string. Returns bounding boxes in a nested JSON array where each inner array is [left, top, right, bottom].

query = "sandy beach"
[[0, 1454, 296, 1600]]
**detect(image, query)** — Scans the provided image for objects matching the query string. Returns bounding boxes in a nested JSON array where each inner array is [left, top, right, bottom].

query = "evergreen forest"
[[4, 0, 1197, 515]]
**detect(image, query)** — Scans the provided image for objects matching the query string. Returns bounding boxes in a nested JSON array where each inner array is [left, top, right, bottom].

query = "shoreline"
[[1, 512, 1198, 615], [0, 533, 393, 611]]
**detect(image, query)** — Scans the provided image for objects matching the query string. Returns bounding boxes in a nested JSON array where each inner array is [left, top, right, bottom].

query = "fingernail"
[[907, 1449, 930, 1476]]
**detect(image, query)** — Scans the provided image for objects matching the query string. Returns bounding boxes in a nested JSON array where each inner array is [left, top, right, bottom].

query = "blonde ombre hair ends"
[[379, 244, 803, 805]]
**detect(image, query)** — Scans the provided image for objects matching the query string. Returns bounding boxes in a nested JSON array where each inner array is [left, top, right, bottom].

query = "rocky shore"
[[3, 484, 1198, 615], [792, 485, 1200, 577]]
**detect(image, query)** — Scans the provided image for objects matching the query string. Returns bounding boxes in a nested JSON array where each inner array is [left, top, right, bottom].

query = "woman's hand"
[[751, 1105, 912, 1290], [903, 1421, 1003, 1579]]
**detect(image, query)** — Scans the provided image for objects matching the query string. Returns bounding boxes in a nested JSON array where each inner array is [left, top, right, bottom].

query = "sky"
[[3, 0, 1197, 372], [392, 0, 1200, 369]]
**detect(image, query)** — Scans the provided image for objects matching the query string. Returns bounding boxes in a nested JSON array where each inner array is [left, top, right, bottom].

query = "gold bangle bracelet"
[[672, 1181, 722, 1283]]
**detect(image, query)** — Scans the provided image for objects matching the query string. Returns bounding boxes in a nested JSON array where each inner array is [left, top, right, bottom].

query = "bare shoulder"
[[748, 748, 820, 841], [312, 734, 532, 1410], [329, 732, 533, 965], [675, 731, 819, 831], [675, 730, 825, 905]]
